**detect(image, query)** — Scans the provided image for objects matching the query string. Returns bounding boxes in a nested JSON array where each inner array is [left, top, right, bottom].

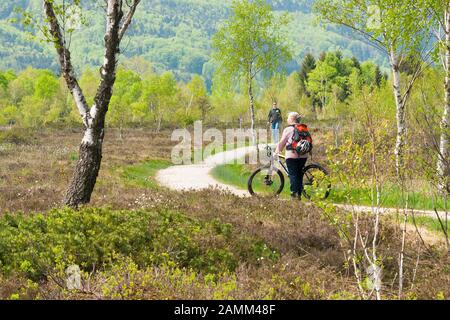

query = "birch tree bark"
[[248, 72, 257, 148], [43, 0, 141, 207], [439, 7, 450, 194], [390, 48, 407, 177], [315, 0, 434, 181]]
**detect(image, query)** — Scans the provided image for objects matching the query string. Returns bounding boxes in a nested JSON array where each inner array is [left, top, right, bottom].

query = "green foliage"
[[299, 53, 316, 95], [314, 0, 430, 55], [0, 70, 15, 89], [209, 72, 248, 124], [0, 66, 213, 129], [0, 49, 400, 130], [140, 71, 180, 127], [107, 68, 143, 130], [0, 207, 279, 281], [0, 127, 36, 145], [212, 0, 292, 86], [96, 255, 240, 300], [185, 75, 211, 121], [0, 67, 74, 127], [79, 67, 100, 105], [0, 2, 399, 129], [0, 207, 154, 279], [0, 1, 388, 83], [305, 51, 383, 114], [251, 241, 281, 263]]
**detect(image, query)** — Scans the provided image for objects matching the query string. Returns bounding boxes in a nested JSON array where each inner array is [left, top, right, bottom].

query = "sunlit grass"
[[212, 163, 450, 211], [121, 159, 172, 189], [329, 185, 449, 212], [407, 216, 450, 234], [212, 163, 291, 198]]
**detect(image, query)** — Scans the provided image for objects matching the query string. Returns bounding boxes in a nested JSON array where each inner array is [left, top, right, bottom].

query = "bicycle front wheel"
[[248, 166, 285, 196], [302, 164, 331, 200]]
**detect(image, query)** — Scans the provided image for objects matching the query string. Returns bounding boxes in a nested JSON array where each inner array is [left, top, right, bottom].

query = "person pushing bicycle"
[[275, 112, 312, 200]]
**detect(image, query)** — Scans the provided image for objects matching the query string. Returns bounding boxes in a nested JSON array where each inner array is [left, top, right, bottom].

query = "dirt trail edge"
[[156, 145, 257, 197], [156, 146, 445, 219]]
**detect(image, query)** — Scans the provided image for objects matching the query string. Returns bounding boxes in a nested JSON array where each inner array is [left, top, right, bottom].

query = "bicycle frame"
[[249, 145, 330, 199], [249, 145, 331, 199], [266, 145, 289, 176]]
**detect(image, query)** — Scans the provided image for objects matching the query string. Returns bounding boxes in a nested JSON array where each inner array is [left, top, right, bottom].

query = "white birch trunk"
[[249, 82, 257, 147], [390, 48, 406, 178], [247, 69, 259, 157], [44, 0, 141, 207], [439, 9, 450, 194], [398, 204, 408, 299]]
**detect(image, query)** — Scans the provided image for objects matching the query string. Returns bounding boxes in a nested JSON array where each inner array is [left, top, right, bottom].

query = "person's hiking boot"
[[290, 192, 298, 200]]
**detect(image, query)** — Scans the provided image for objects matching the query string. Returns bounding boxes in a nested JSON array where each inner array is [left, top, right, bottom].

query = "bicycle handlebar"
[[265, 145, 285, 160]]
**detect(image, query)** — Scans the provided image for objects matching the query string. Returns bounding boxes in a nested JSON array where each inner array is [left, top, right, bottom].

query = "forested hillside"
[[0, 0, 388, 82], [1, 0, 449, 302]]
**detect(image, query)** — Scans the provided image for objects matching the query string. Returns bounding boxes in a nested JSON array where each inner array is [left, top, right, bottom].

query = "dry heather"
[[0, 128, 175, 212], [0, 127, 448, 300]]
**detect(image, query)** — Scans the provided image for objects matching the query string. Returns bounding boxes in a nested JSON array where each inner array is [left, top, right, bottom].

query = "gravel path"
[[156, 147, 446, 219], [156, 145, 256, 197]]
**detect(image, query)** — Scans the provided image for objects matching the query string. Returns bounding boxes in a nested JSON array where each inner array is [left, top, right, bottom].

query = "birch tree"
[[424, 0, 450, 194], [35, 0, 141, 207], [212, 0, 291, 148], [314, 0, 431, 178]]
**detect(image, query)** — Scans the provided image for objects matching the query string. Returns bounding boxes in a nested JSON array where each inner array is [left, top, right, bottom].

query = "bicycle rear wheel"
[[302, 164, 331, 200], [248, 166, 285, 196]]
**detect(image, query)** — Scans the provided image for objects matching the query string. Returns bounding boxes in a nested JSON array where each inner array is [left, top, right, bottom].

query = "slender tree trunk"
[[370, 126, 382, 301], [398, 197, 408, 299], [439, 9, 450, 194], [156, 115, 162, 132], [352, 213, 367, 300], [390, 48, 406, 179], [248, 83, 256, 144], [119, 125, 124, 140], [248, 78, 258, 156]]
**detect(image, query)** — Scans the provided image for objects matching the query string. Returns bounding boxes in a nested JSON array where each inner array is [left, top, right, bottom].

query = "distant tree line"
[[0, 52, 388, 131], [0, 0, 388, 83]]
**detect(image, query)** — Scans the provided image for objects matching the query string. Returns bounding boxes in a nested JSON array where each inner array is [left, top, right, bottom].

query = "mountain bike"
[[247, 145, 331, 200]]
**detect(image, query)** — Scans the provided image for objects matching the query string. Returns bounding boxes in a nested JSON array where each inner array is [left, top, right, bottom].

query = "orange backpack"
[[286, 124, 313, 155]]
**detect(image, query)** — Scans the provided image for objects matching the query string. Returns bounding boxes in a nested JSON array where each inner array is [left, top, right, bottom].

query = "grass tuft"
[[120, 159, 172, 189]]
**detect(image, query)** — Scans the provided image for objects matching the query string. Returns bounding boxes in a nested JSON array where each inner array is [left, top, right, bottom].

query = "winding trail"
[[156, 145, 257, 197], [156, 146, 446, 220]]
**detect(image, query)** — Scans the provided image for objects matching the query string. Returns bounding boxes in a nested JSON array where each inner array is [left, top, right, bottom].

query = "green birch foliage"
[[107, 69, 143, 129], [313, 0, 430, 55], [212, 0, 292, 85]]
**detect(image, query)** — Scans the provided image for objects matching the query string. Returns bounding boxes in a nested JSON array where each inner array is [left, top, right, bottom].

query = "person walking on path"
[[268, 102, 282, 143]]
